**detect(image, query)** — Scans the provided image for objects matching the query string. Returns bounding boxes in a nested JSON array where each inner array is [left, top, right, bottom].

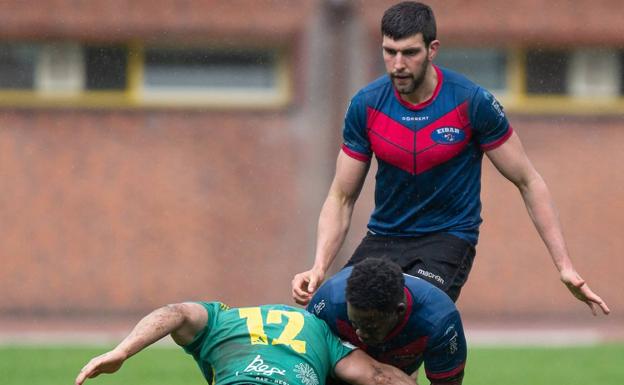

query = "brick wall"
[[0, 0, 622, 324], [0, 109, 308, 314]]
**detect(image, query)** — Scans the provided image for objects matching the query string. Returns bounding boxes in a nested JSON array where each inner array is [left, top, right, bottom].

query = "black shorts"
[[345, 232, 476, 302]]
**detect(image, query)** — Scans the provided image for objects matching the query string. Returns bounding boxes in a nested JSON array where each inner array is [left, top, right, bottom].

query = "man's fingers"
[[578, 283, 610, 315], [75, 372, 86, 385], [292, 291, 309, 305], [307, 278, 317, 293], [292, 276, 310, 300], [295, 296, 311, 306], [75, 366, 96, 385], [586, 291, 611, 315], [599, 301, 611, 315]]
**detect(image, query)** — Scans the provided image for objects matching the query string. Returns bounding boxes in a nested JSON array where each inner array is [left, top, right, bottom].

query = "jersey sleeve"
[[422, 311, 467, 383], [181, 301, 228, 382], [469, 87, 513, 151], [319, 319, 357, 377], [341, 93, 372, 162], [182, 301, 226, 356]]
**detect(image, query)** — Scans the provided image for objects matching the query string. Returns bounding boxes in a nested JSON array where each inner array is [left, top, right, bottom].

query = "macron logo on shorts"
[[417, 269, 445, 285]]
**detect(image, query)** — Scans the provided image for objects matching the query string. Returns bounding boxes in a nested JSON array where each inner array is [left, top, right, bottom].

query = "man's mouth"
[[393, 74, 412, 82]]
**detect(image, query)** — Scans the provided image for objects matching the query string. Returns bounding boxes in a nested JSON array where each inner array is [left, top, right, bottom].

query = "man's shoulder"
[[352, 75, 393, 100], [403, 273, 458, 311], [437, 65, 483, 98]]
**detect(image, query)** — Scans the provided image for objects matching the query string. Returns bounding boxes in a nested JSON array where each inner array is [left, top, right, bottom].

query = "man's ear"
[[428, 39, 440, 60], [396, 302, 407, 316]]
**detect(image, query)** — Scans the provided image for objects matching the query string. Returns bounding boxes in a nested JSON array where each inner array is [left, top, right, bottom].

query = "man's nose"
[[393, 53, 406, 71]]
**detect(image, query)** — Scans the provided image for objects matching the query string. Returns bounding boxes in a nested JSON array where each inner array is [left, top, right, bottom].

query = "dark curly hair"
[[381, 1, 437, 46], [346, 258, 405, 312]]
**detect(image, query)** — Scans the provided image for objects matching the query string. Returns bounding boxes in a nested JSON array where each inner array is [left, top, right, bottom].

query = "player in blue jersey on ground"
[[308, 258, 466, 385], [75, 301, 415, 385], [292, 1, 609, 315]]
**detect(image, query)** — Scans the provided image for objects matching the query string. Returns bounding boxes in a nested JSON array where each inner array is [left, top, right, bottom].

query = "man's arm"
[[292, 151, 370, 305], [486, 131, 610, 315], [74, 302, 208, 385], [335, 349, 418, 385]]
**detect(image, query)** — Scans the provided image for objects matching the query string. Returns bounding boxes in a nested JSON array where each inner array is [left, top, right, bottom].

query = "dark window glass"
[[526, 50, 569, 94], [0, 43, 37, 89], [85, 46, 128, 90], [621, 51, 624, 96], [144, 48, 277, 89], [435, 48, 507, 92]]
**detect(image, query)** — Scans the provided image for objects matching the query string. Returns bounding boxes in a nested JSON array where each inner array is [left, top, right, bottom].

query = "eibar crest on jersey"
[[431, 127, 466, 144]]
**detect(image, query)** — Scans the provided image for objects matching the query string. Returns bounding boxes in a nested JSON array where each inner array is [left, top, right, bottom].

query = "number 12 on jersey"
[[239, 307, 307, 353]]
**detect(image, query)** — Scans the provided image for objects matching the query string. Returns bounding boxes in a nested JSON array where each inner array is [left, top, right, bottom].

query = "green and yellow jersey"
[[183, 302, 355, 385]]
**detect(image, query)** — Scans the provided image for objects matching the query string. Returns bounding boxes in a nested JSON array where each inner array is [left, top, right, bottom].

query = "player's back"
[[183, 302, 353, 385]]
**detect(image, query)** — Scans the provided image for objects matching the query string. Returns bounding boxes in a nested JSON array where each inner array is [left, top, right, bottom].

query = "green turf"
[[2, 344, 623, 385]]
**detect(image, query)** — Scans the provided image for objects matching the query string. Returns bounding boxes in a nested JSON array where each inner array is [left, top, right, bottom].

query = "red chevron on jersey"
[[376, 336, 429, 368], [335, 319, 428, 370], [342, 66, 511, 242], [414, 101, 472, 174], [367, 101, 472, 175]]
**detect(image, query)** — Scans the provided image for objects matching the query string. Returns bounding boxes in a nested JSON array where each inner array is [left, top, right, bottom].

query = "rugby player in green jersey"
[[75, 302, 415, 385]]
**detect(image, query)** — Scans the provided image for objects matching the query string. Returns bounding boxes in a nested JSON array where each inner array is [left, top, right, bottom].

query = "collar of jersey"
[[383, 287, 414, 342], [393, 64, 443, 111]]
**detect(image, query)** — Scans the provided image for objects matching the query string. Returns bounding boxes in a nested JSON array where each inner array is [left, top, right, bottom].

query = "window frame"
[[437, 45, 624, 115], [501, 46, 624, 114], [0, 40, 292, 110]]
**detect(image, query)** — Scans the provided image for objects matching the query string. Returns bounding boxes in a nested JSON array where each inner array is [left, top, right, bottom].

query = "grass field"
[[2, 344, 623, 385]]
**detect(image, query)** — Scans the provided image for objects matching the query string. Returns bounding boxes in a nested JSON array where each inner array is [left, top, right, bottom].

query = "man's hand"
[[291, 268, 325, 306], [75, 348, 127, 385], [560, 269, 610, 316]]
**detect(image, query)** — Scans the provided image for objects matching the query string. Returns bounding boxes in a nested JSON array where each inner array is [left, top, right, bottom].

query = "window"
[[144, 48, 277, 90], [525, 49, 569, 95], [85, 46, 128, 90], [140, 47, 289, 107], [0, 42, 128, 93], [432, 45, 624, 113], [567, 49, 621, 98], [525, 48, 623, 99], [0, 43, 37, 88], [36, 43, 85, 93], [435, 48, 507, 93], [0, 41, 290, 108]]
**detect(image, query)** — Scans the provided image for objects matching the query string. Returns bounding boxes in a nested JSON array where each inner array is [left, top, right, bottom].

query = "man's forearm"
[[113, 304, 187, 359], [372, 363, 420, 385], [519, 176, 573, 272], [312, 194, 355, 274]]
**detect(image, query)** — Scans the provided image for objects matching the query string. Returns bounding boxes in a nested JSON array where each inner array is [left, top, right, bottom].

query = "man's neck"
[[400, 64, 438, 105]]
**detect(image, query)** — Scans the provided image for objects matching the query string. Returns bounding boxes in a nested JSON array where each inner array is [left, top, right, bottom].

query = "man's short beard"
[[392, 57, 430, 95]]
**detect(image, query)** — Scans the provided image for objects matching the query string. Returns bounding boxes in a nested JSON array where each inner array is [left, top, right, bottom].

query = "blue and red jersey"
[[342, 65, 512, 244], [307, 267, 467, 381]]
